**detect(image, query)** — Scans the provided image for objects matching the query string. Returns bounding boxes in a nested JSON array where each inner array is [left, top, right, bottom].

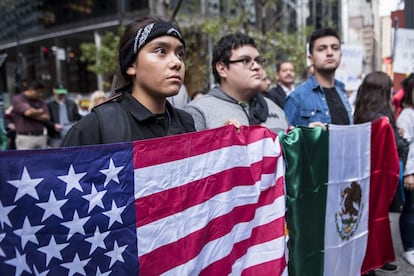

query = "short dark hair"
[[276, 60, 293, 73], [308, 27, 341, 54], [212, 33, 256, 84], [26, 81, 44, 90]]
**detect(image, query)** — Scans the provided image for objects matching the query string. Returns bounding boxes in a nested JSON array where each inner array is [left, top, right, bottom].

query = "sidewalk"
[[376, 212, 414, 276]]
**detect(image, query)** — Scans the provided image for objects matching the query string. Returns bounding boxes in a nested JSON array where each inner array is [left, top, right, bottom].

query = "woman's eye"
[[154, 48, 166, 54], [176, 50, 185, 59]]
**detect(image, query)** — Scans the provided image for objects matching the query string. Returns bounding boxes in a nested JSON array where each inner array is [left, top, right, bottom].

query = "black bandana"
[[120, 21, 185, 78]]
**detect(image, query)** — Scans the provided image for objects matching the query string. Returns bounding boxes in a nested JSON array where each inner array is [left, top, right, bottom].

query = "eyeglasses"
[[228, 56, 265, 68]]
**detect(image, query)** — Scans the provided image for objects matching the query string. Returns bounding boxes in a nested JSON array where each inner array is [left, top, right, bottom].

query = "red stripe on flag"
[[135, 157, 279, 227], [361, 117, 399, 273], [133, 126, 277, 168], [200, 217, 285, 275], [241, 257, 287, 276], [138, 181, 284, 275]]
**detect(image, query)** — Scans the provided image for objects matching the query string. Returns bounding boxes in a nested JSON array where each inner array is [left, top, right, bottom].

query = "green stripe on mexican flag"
[[280, 117, 399, 276]]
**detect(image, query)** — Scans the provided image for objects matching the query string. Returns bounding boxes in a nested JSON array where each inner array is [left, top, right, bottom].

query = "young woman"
[[354, 71, 408, 274], [396, 74, 414, 267], [62, 16, 195, 146]]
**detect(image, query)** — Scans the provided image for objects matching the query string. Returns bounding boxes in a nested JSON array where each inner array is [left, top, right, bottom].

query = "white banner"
[[393, 28, 414, 74], [335, 44, 364, 91]]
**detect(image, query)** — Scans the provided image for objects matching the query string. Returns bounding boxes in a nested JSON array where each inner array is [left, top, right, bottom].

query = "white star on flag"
[[7, 166, 43, 201], [0, 201, 14, 228], [0, 233, 5, 257], [61, 210, 90, 240], [104, 240, 128, 268], [85, 225, 110, 255], [33, 265, 49, 276], [100, 158, 124, 187], [14, 217, 43, 249], [102, 200, 126, 228], [60, 253, 89, 276], [58, 165, 87, 195], [96, 266, 111, 276], [4, 248, 31, 276], [37, 235, 67, 265], [82, 183, 107, 214], [36, 190, 68, 222]]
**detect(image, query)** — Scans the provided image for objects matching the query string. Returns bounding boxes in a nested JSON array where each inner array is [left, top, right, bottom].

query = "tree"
[[79, 28, 123, 90], [79, 0, 312, 94]]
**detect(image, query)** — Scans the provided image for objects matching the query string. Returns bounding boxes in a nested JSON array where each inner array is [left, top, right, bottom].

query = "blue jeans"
[[400, 188, 414, 251]]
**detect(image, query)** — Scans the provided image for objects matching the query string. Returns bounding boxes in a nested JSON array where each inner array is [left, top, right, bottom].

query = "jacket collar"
[[309, 75, 345, 92]]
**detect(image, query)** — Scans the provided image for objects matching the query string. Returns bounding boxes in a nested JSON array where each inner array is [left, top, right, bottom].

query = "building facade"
[[0, 0, 149, 97]]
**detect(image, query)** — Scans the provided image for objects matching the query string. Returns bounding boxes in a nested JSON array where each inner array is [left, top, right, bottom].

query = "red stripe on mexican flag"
[[280, 117, 399, 276]]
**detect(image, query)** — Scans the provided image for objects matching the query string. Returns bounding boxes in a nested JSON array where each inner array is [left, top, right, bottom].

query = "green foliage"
[[180, 16, 312, 91], [79, 27, 124, 90], [79, 2, 312, 92]]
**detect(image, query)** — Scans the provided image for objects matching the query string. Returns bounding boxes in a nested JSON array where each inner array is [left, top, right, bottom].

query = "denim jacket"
[[284, 75, 353, 126]]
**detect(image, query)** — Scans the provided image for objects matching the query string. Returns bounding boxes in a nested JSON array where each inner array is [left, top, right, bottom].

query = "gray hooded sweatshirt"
[[185, 86, 288, 134]]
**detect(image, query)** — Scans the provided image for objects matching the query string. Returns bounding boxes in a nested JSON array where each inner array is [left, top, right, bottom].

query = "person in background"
[[185, 33, 287, 134], [354, 71, 405, 275], [266, 60, 295, 109], [300, 64, 314, 83], [10, 81, 50, 150], [396, 74, 414, 268], [284, 28, 353, 128], [259, 69, 272, 94], [46, 84, 82, 147], [191, 87, 208, 101], [61, 16, 195, 146], [77, 99, 90, 116], [88, 90, 107, 111], [393, 73, 414, 120]]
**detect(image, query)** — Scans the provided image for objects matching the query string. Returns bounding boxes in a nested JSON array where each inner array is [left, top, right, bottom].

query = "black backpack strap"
[[94, 95, 132, 143]]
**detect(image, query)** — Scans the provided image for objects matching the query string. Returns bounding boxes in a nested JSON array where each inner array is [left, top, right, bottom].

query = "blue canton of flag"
[[0, 143, 139, 275]]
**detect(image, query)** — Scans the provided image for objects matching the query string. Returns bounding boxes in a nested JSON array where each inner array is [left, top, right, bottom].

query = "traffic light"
[[40, 46, 50, 62], [66, 47, 76, 62]]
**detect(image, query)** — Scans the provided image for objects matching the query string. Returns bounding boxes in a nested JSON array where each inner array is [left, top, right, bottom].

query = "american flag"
[[0, 126, 286, 275]]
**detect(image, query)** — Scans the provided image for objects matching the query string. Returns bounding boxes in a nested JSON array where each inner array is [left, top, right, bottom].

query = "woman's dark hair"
[[402, 73, 414, 107], [211, 33, 256, 84], [354, 71, 395, 125]]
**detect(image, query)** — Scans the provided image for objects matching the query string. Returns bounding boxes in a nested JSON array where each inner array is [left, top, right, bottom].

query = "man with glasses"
[[185, 33, 287, 134]]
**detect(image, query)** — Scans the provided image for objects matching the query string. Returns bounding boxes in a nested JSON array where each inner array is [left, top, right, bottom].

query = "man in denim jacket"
[[285, 28, 353, 127]]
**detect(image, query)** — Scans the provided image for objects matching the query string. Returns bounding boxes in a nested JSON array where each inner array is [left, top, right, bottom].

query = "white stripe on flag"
[[230, 235, 285, 274], [134, 137, 279, 198], [136, 175, 278, 255], [324, 123, 371, 276], [161, 196, 285, 276]]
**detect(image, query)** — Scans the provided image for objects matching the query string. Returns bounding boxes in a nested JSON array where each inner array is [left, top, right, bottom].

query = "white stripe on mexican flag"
[[280, 117, 399, 276], [324, 123, 371, 275]]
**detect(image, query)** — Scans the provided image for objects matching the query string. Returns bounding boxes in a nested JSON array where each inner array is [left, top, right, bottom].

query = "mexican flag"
[[280, 117, 399, 276]]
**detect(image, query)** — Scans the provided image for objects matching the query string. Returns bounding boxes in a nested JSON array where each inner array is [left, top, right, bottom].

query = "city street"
[[377, 212, 414, 276]]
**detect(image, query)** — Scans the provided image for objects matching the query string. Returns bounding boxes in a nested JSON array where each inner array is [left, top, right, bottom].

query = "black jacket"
[[61, 93, 195, 147], [266, 85, 287, 109], [47, 98, 82, 138]]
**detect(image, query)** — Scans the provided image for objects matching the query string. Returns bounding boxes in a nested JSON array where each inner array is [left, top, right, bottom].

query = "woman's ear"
[[126, 64, 136, 76]]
